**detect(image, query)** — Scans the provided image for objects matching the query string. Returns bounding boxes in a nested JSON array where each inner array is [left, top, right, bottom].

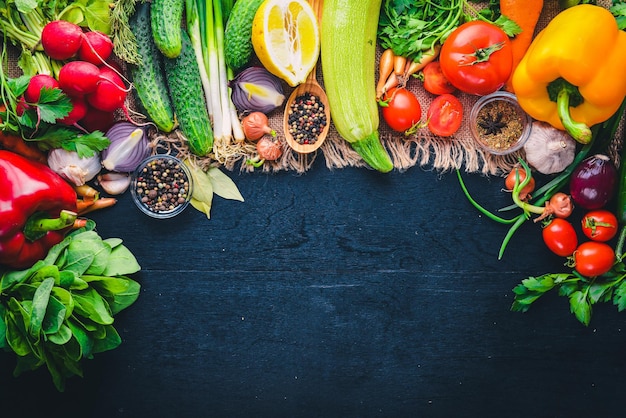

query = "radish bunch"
[[22, 20, 131, 132]]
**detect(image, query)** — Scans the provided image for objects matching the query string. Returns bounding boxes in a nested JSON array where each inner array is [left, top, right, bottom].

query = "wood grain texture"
[[2, 161, 626, 417]]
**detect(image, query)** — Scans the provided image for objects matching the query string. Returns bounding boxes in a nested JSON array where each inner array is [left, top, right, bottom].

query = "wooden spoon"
[[283, 0, 331, 154]]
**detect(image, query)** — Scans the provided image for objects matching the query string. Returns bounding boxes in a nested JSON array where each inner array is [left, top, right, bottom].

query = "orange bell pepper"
[[511, 4, 626, 144]]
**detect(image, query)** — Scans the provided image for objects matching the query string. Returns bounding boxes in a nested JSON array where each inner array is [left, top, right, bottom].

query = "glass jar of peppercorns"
[[130, 154, 193, 219]]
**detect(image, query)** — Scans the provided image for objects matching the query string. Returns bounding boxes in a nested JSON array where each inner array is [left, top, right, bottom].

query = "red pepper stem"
[[24, 210, 78, 242], [557, 88, 592, 144]]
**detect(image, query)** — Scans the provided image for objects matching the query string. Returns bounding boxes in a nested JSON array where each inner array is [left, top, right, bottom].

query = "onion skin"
[[101, 122, 151, 172], [569, 154, 617, 210], [241, 112, 276, 141], [230, 67, 285, 114]]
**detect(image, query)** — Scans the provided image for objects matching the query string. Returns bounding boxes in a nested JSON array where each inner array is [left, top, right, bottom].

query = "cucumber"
[[129, 2, 175, 133], [151, 0, 184, 58], [321, 0, 393, 173], [164, 30, 213, 157], [224, 0, 265, 71]]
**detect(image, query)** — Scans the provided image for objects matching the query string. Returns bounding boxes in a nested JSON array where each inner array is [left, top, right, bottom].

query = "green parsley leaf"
[[569, 290, 592, 326]]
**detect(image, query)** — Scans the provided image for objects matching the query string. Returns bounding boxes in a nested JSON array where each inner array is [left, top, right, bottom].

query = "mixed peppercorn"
[[286, 93, 327, 145], [134, 156, 190, 214]]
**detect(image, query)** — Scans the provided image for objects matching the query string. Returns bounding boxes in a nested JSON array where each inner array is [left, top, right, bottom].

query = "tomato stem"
[[461, 41, 505, 65]]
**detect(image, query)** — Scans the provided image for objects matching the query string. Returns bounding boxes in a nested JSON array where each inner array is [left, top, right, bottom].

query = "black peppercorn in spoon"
[[282, 0, 331, 154]]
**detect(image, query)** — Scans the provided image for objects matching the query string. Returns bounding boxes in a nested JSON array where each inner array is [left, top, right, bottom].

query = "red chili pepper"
[[0, 150, 78, 269]]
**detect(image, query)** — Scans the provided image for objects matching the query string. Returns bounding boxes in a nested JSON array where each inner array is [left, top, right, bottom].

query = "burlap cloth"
[[3, 1, 624, 176], [249, 0, 624, 176]]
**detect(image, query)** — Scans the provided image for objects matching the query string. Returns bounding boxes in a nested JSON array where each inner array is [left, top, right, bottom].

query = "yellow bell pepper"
[[511, 4, 626, 144]]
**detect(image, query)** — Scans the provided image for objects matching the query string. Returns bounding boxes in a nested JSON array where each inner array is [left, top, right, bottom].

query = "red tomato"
[[439, 20, 513, 96], [381, 87, 422, 132], [581, 210, 619, 242], [574, 241, 615, 277], [422, 61, 456, 95], [426, 94, 463, 137], [542, 218, 578, 257]]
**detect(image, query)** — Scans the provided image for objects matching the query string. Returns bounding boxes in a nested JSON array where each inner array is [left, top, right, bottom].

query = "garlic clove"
[[97, 172, 131, 195]]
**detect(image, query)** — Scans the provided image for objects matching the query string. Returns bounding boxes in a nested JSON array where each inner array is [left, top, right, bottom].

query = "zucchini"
[[164, 30, 214, 157], [224, 0, 265, 71], [129, 2, 176, 133], [151, 0, 184, 58], [321, 0, 393, 173]]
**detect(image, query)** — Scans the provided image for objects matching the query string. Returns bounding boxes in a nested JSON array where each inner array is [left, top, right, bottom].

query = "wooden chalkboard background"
[[2, 156, 626, 417]]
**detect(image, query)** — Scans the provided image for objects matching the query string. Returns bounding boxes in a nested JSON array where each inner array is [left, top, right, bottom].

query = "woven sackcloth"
[[2, 1, 624, 175]]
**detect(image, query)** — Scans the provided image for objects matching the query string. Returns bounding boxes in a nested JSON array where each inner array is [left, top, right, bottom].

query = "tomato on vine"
[[542, 218, 578, 257], [439, 20, 513, 96], [380, 87, 422, 132], [581, 210, 618, 242], [573, 241, 615, 277]]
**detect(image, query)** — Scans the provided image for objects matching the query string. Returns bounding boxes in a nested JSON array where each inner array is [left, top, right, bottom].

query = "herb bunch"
[[377, 0, 519, 62], [0, 221, 141, 391], [511, 259, 626, 326]]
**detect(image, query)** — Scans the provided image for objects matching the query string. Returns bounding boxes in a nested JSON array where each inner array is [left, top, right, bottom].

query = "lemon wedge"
[[252, 0, 320, 87]]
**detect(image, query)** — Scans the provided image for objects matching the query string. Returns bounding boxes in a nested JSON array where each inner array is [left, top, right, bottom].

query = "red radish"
[[16, 97, 29, 116], [58, 96, 88, 125], [24, 74, 60, 103], [41, 20, 84, 60], [86, 66, 127, 112], [79, 105, 115, 132], [78, 31, 114, 65], [58, 61, 101, 97]]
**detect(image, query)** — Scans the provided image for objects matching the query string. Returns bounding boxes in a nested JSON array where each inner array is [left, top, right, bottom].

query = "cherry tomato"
[[426, 94, 463, 137], [380, 87, 422, 132], [422, 61, 456, 95], [439, 20, 513, 96], [542, 218, 578, 257], [581, 210, 618, 242], [574, 241, 615, 277]]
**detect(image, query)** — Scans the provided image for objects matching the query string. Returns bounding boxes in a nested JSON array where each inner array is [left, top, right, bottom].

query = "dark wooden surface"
[[3, 157, 626, 417]]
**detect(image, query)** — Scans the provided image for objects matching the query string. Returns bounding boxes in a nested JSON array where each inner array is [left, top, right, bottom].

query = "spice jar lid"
[[469, 91, 532, 156], [130, 154, 193, 219]]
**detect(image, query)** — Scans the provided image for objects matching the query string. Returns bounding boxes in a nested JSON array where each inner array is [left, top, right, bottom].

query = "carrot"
[[0, 105, 48, 164], [402, 45, 441, 80], [0, 131, 48, 164], [393, 55, 406, 77], [77, 197, 116, 215], [500, 0, 544, 92], [376, 49, 395, 100]]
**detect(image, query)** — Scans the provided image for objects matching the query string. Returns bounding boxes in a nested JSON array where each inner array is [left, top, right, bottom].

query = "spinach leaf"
[[29, 277, 55, 337], [102, 244, 141, 276]]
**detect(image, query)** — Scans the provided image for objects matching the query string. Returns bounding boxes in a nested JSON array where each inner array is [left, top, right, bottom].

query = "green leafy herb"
[[377, 0, 519, 61], [0, 222, 141, 391], [611, 0, 626, 30], [511, 260, 626, 326]]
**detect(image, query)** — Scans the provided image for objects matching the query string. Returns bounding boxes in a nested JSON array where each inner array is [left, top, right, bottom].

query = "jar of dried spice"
[[469, 91, 532, 155], [130, 154, 193, 219]]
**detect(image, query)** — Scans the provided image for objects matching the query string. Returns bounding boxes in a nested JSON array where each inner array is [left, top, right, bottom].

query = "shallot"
[[241, 112, 276, 141]]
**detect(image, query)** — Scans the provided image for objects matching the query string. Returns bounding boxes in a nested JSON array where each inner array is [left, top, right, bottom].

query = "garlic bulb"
[[47, 148, 101, 186], [97, 172, 131, 195], [523, 121, 576, 175]]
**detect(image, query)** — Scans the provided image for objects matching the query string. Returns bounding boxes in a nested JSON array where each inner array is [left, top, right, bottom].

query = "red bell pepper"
[[0, 150, 78, 269]]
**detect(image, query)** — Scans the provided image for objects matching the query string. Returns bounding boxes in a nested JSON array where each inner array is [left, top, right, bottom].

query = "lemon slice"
[[252, 0, 320, 87]]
